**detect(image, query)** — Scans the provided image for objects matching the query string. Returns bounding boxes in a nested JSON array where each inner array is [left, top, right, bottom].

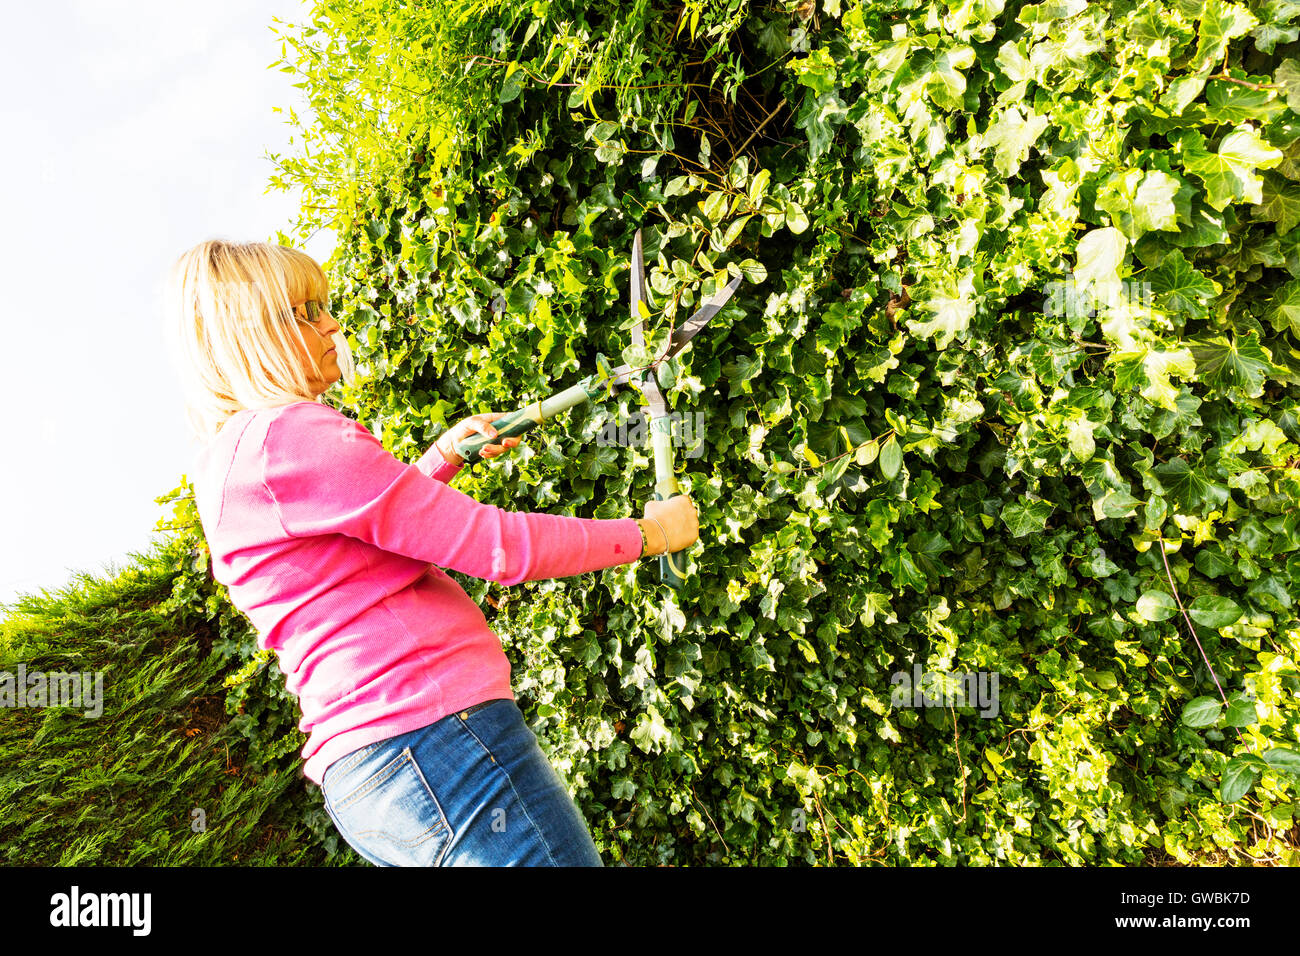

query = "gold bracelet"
[[637, 520, 668, 558]]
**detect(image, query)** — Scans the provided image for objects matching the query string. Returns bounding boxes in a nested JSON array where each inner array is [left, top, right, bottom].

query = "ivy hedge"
[[158, 0, 1300, 864]]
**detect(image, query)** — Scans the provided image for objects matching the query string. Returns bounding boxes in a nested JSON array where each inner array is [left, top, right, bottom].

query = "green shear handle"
[[452, 356, 619, 464], [649, 414, 688, 588]]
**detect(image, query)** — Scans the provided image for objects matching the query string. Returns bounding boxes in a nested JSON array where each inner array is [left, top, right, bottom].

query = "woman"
[[164, 239, 698, 866]]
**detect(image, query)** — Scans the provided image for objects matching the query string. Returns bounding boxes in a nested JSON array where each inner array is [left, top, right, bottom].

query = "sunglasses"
[[298, 299, 329, 322]]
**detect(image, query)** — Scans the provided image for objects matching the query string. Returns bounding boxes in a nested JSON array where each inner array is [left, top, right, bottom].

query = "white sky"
[[1, 1, 337, 611]]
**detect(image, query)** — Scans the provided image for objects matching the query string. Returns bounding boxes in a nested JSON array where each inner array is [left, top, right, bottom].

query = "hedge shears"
[[453, 228, 742, 587]]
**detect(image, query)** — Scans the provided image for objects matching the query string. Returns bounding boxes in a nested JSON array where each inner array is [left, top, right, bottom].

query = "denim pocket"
[[328, 747, 452, 867]]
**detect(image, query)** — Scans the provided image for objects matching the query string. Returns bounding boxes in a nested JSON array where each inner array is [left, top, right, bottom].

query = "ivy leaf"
[[1134, 170, 1183, 233], [916, 44, 976, 112], [1191, 0, 1258, 73], [1275, 57, 1300, 108], [907, 271, 976, 349], [1254, 16, 1300, 54], [795, 89, 847, 161], [908, 531, 951, 578], [1152, 456, 1230, 511], [1181, 696, 1223, 728], [1205, 75, 1287, 125], [1150, 389, 1202, 440], [1252, 172, 1300, 235], [1066, 414, 1096, 461], [882, 549, 926, 592], [1269, 277, 1300, 336], [1094, 486, 1143, 520], [979, 104, 1050, 177], [1098, 168, 1182, 239], [1179, 125, 1283, 210], [1167, 200, 1231, 248], [1139, 347, 1199, 410], [1148, 250, 1219, 320], [1074, 227, 1129, 285], [1189, 330, 1278, 396], [1195, 547, 1235, 578], [1001, 499, 1052, 537]]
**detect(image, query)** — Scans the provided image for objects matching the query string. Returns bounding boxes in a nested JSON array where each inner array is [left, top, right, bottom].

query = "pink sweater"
[[191, 399, 643, 784]]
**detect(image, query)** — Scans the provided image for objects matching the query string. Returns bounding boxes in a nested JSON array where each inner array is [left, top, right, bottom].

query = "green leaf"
[[979, 104, 1050, 177], [1066, 415, 1096, 461], [1181, 696, 1223, 728], [1269, 277, 1300, 336], [499, 64, 526, 104], [1074, 227, 1129, 285], [1137, 590, 1178, 622], [1192, 1, 1258, 73], [1188, 595, 1243, 628], [1252, 173, 1300, 235], [1275, 58, 1300, 109], [1152, 456, 1230, 510], [784, 201, 809, 234], [1000, 499, 1052, 537], [1189, 330, 1278, 397], [1219, 756, 1260, 803], [1148, 250, 1219, 320], [1180, 125, 1283, 210], [879, 435, 902, 479], [1224, 695, 1257, 727], [907, 271, 976, 349], [916, 44, 976, 112], [737, 258, 766, 283], [1262, 746, 1300, 776], [1195, 547, 1235, 578]]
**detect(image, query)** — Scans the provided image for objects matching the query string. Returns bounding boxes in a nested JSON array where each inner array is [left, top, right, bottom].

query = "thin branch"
[[724, 96, 787, 170], [1156, 534, 1228, 707]]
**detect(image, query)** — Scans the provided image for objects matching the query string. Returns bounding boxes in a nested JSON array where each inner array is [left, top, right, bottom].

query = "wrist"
[[436, 437, 464, 468], [636, 519, 667, 557]]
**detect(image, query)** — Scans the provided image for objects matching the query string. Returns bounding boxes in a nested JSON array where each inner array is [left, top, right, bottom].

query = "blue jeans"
[[320, 699, 603, 867]]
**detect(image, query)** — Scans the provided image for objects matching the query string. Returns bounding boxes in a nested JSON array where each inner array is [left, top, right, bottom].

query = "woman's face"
[[291, 298, 342, 396]]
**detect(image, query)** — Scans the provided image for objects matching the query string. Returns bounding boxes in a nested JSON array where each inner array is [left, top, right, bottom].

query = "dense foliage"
[[0, 534, 349, 865], [153, 0, 1300, 864]]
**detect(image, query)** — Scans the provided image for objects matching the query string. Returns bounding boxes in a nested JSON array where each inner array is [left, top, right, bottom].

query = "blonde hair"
[[163, 239, 356, 443]]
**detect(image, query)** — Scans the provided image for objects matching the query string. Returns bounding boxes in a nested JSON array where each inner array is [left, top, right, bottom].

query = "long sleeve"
[[414, 440, 461, 483], [260, 401, 642, 585]]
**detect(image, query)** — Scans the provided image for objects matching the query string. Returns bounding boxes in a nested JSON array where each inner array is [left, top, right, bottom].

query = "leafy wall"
[[161, 0, 1300, 864]]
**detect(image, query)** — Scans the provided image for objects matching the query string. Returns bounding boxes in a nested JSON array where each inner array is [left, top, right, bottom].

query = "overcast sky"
[[1, 0, 337, 611]]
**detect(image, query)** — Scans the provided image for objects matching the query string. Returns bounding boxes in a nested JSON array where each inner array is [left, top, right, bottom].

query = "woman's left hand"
[[435, 413, 522, 467]]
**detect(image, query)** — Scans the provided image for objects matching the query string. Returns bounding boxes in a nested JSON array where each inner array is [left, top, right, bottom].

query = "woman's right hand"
[[638, 495, 699, 556]]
